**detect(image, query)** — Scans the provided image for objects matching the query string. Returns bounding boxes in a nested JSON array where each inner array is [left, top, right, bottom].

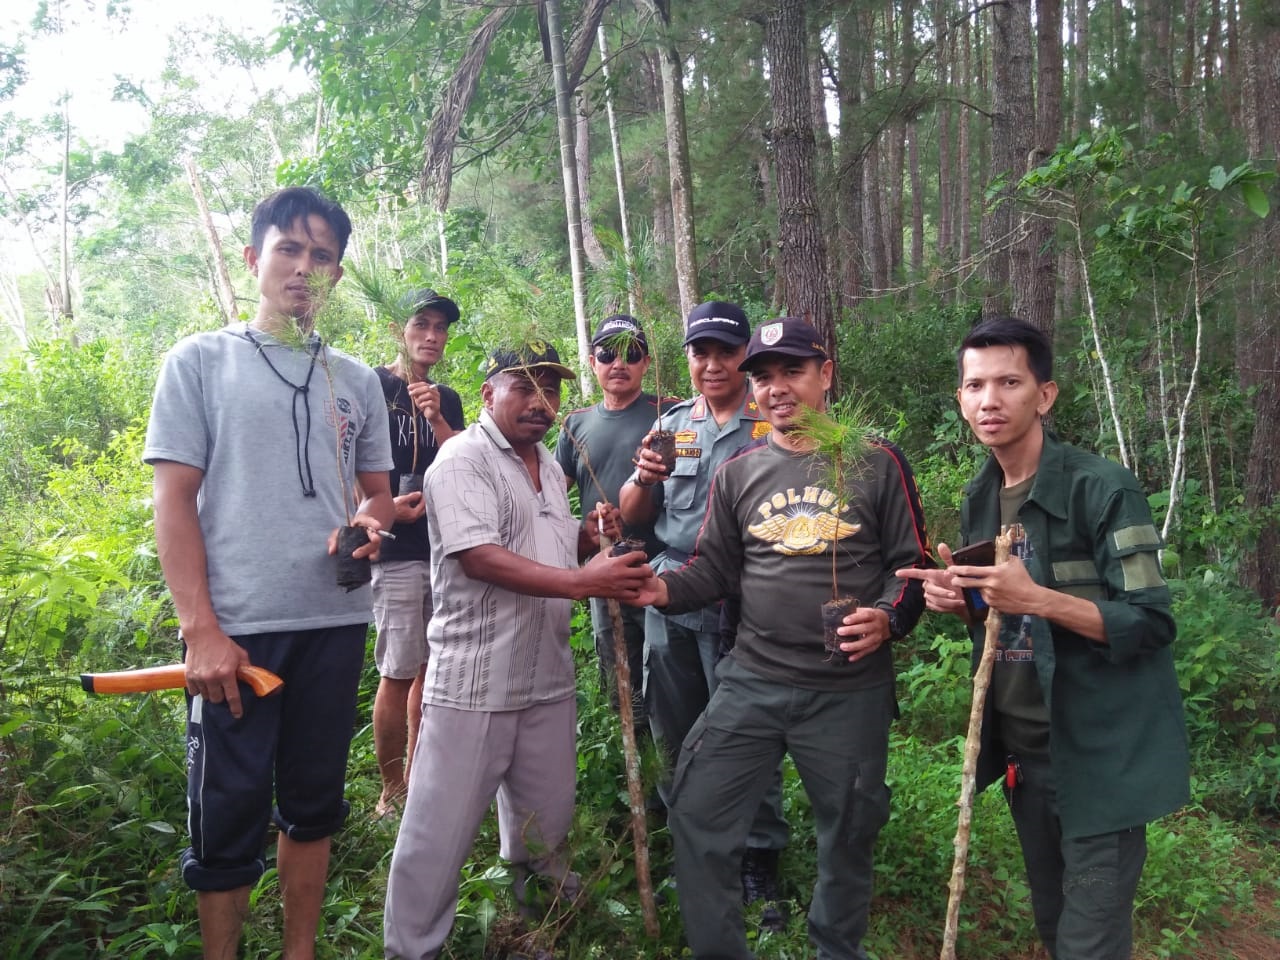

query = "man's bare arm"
[[152, 460, 250, 717]]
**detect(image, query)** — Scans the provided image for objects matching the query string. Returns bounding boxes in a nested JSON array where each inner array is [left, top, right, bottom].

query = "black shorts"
[[179, 623, 366, 892]]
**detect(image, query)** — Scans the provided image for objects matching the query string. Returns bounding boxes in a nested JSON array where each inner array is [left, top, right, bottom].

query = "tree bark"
[[185, 160, 238, 326], [576, 92, 610, 272], [766, 0, 836, 354], [545, 0, 594, 398], [597, 24, 638, 315], [836, 8, 867, 302], [1019, 0, 1063, 336], [860, 7, 889, 294], [934, 0, 954, 259], [984, 0, 1034, 319], [1071, 0, 1090, 136], [643, 0, 701, 319], [1238, 4, 1280, 610]]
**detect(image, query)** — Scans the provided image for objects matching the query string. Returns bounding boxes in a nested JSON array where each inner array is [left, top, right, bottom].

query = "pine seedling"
[[789, 398, 874, 657]]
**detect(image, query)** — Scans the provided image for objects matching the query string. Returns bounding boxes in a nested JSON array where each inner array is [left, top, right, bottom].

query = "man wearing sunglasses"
[[555, 315, 671, 735]]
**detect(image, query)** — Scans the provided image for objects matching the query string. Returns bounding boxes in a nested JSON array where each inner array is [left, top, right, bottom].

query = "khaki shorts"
[[371, 560, 433, 679]]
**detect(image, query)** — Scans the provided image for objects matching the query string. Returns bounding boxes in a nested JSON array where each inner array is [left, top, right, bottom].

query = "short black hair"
[[249, 187, 353, 260], [958, 316, 1053, 384]]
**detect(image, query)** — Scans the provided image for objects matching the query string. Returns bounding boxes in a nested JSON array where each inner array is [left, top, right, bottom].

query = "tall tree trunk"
[[934, 0, 954, 259], [860, 7, 889, 294], [809, 9, 840, 313], [836, 9, 867, 302], [958, 13, 974, 268], [909, 124, 924, 280], [766, 0, 836, 354], [984, 0, 1033, 319], [576, 92, 610, 271], [56, 94, 73, 336], [886, 1, 909, 279], [1020, 0, 1063, 335], [643, 0, 700, 318], [1238, 4, 1280, 610], [1072, 0, 1090, 136], [545, 0, 594, 397], [185, 160, 238, 325], [598, 24, 638, 315]]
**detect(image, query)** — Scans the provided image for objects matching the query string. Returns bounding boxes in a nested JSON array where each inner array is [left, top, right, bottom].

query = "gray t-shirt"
[[555, 391, 665, 557], [423, 411, 579, 711], [143, 323, 393, 635]]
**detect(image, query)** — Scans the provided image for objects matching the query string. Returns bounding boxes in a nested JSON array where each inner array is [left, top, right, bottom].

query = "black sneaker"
[[740, 848, 786, 933]]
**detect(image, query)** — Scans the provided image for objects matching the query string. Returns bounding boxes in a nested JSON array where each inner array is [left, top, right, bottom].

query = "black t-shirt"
[[376, 366, 465, 563]]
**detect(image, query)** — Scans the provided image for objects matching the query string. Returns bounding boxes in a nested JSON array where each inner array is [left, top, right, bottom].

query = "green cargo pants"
[[1006, 751, 1148, 960], [667, 656, 894, 960]]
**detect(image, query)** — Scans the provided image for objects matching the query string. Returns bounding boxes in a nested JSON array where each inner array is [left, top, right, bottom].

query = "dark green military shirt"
[[961, 430, 1190, 839]]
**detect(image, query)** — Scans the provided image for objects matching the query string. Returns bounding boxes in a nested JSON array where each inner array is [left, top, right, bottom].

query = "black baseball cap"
[[739, 317, 829, 371], [484, 341, 575, 381], [404, 288, 460, 325], [591, 314, 649, 352], [683, 300, 751, 346]]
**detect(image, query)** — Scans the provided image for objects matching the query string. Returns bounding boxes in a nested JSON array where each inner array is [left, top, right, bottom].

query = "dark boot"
[[740, 848, 785, 933]]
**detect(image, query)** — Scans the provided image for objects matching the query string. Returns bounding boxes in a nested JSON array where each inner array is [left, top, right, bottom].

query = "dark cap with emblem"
[[591, 314, 649, 352], [738, 317, 829, 371], [484, 340, 575, 381], [403, 288, 460, 325], [683, 300, 751, 346]]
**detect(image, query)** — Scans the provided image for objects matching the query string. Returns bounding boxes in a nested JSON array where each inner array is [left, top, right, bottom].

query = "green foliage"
[[1171, 569, 1280, 818]]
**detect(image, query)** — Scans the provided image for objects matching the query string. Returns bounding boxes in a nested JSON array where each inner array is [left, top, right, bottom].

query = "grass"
[[2, 611, 1279, 958]]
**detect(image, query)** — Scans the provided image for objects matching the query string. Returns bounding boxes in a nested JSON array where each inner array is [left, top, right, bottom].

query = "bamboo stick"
[[940, 525, 1014, 960]]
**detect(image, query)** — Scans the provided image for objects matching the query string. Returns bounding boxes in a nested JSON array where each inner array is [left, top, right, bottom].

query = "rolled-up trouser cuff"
[[273, 799, 350, 842], [180, 847, 265, 892]]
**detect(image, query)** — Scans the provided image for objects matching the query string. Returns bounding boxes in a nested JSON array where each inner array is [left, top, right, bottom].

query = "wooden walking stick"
[[940, 524, 1019, 960], [599, 523, 661, 938]]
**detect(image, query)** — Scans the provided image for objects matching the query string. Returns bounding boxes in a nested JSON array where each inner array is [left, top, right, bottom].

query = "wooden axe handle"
[[80, 664, 284, 698]]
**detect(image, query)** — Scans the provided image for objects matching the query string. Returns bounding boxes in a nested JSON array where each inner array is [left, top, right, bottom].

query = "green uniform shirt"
[[961, 430, 1190, 839]]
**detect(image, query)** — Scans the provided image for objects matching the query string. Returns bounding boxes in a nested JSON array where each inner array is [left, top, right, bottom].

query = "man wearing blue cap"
[[631, 317, 932, 960], [619, 301, 789, 924]]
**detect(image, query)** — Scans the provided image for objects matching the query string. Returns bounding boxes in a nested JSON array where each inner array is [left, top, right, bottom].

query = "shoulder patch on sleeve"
[[1120, 552, 1166, 591], [1112, 523, 1160, 552]]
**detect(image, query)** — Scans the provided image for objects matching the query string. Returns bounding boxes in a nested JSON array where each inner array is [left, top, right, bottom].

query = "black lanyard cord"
[[241, 328, 320, 498]]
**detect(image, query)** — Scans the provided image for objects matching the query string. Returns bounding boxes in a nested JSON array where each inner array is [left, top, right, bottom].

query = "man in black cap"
[[384, 341, 651, 959], [618, 300, 789, 923], [370, 289, 466, 817], [555, 314, 675, 730], [631, 318, 931, 960]]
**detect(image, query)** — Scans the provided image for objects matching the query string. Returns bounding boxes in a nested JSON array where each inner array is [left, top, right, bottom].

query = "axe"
[[80, 664, 283, 698]]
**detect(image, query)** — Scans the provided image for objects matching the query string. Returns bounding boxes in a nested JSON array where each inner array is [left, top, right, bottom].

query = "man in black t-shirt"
[[372, 289, 466, 818]]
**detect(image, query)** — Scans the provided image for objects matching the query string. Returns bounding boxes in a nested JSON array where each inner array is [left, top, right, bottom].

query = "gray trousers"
[[668, 657, 893, 960], [383, 697, 577, 960], [643, 609, 789, 851], [1006, 752, 1148, 960]]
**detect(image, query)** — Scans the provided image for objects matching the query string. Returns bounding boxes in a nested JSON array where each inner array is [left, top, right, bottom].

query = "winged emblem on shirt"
[[748, 509, 862, 556]]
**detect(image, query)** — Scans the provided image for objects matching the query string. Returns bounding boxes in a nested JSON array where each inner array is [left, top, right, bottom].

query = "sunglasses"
[[594, 345, 646, 365]]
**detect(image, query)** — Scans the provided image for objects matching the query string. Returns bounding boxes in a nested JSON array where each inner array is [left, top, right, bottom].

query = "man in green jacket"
[[898, 316, 1189, 960]]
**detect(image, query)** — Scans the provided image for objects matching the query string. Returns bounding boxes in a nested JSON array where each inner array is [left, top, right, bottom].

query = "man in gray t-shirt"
[[555, 313, 672, 729], [144, 188, 394, 959]]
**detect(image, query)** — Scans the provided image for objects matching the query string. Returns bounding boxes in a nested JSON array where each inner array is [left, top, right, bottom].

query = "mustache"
[[519, 413, 553, 426]]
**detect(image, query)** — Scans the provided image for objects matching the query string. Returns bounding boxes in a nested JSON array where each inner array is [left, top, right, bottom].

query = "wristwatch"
[[629, 467, 655, 489]]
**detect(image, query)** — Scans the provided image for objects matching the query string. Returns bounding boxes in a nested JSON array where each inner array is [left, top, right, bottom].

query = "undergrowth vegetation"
[[3, 311, 1279, 957]]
